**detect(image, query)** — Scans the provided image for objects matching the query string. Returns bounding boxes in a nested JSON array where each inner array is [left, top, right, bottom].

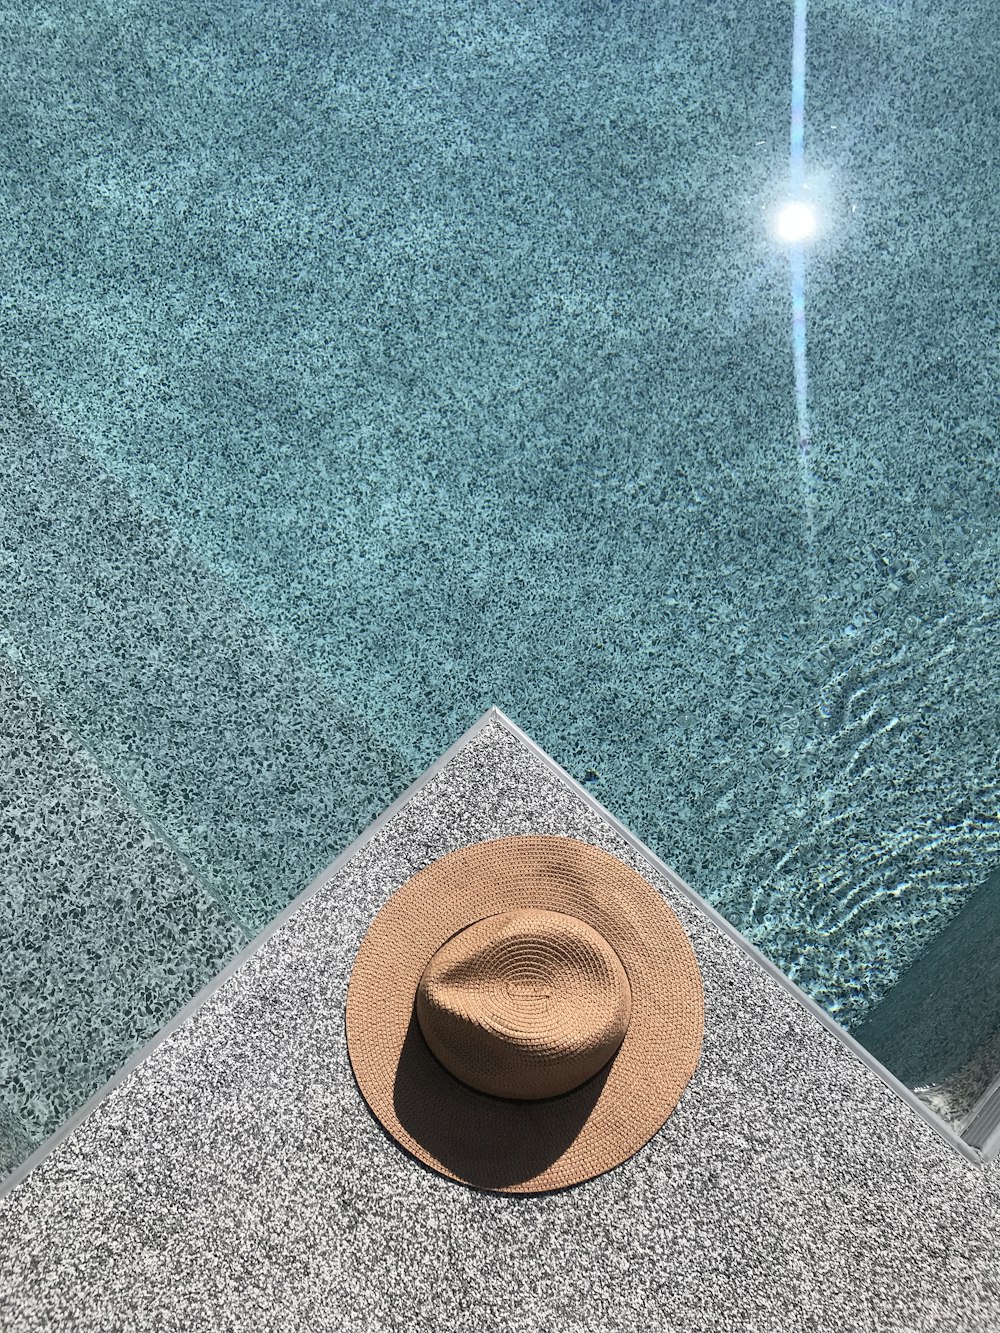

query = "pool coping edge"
[[0, 706, 985, 1203]]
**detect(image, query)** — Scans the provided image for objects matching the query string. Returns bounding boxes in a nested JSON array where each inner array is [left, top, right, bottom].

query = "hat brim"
[[345, 836, 704, 1194]]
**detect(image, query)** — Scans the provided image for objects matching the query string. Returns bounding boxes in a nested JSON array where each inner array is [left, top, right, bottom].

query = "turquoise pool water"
[[1, 0, 997, 1164]]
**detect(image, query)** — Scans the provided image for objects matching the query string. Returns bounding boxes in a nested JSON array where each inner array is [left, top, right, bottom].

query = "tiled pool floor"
[[0, 654, 246, 1164], [2, 718, 998, 1333], [0, 378, 414, 934]]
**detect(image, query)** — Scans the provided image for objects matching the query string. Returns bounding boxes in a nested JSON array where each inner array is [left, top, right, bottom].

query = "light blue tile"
[[0, 0, 995, 1045], [0, 380, 414, 934], [0, 655, 247, 1160]]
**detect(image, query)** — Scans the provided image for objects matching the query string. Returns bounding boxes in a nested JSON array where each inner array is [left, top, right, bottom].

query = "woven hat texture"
[[346, 835, 704, 1194]]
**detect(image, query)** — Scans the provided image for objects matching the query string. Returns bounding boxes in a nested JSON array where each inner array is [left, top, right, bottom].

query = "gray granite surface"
[[1, 718, 998, 1333]]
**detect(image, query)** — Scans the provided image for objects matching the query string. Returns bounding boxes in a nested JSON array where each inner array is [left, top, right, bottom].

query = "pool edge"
[[1, 705, 984, 1203]]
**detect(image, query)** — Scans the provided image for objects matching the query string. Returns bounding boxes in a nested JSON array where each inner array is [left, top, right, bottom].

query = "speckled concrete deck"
[[2, 715, 998, 1333]]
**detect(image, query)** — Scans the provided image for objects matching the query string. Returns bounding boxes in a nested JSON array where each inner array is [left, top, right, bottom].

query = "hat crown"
[[415, 908, 632, 1100]]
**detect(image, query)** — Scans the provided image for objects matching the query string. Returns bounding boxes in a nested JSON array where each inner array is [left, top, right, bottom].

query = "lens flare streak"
[[788, 0, 816, 554]]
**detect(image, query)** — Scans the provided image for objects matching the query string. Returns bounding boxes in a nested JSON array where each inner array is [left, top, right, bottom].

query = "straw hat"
[[346, 835, 704, 1194]]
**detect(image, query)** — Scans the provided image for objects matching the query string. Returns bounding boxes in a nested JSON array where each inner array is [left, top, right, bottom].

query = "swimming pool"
[[1, 0, 997, 1169]]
